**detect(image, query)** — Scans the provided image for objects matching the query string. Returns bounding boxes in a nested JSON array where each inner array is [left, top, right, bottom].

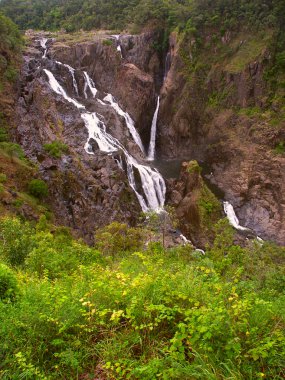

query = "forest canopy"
[[0, 0, 284, 32]]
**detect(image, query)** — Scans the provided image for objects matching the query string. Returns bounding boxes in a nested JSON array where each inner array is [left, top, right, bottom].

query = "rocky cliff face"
[[11, 29, 285, 246], [158, 32, 285, 245], [13, 31, 162, 242]]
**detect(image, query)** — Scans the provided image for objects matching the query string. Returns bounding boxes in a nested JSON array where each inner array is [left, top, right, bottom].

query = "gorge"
[[10, 29, 284, 247], [0, 2, 285, 378]]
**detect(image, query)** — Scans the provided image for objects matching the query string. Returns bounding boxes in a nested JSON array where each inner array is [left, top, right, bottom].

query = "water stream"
[[56, 61, 79, 96], [42, 45, 165, 212], [103, 94, 145, 154], [40, 38, 48, 58], [83, 71, 97, 98], [147, 96, 160, 161], [41, 37, 258, 248], [111, 35, 123, 58], [223, 201, 249, 231]]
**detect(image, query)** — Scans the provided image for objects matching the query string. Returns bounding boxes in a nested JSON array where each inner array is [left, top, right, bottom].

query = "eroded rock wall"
[[159, 32, 285, 244], [13, 32, 162, 242]]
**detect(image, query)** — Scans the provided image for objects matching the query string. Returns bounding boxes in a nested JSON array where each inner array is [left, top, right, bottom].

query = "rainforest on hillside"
[[0, 0, 284, 379]]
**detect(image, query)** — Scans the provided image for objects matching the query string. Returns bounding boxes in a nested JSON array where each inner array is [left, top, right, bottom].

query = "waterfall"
[[103, 94, 145, 154], [43, 69, 85, 109], [40, 38, 48, 58], [83, 71, 98, 98], [56, 61, 79, 96], [39, 39, 212, 249], [112, 35, 122, 58], [223, 201, 264, 242], [223, 201, 249, 231], [43, 64, 165, 212], [81, 112, 117, 154], [81, 111, 165, 212], [147, 96, 160, 161]]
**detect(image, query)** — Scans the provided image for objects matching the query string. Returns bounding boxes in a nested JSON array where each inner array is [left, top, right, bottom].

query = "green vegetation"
[[43, 140, 69, 158], [95, 221, 145, 258], [0, 113, 9, 142], [102, 39, 113, 46], [0, 216, 284, 379], [0, 127, 8, 142], [226, 35, 271, 74], [1, 0, 284, 34], [0, 13, 22, 89], [0, 142, 26, 161], [0, 263, 18, 302], [273, 141, 285, 155], [0, 173, 7, 183], [28, 179, 48, 199], [186, 160, 201, 174]]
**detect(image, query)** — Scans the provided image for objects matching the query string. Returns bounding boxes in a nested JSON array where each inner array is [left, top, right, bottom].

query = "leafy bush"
[[0, 263, 18, 302], [28, 179, 48, 199], [102, 39, 113, 46], [273, 141, 285, 155], [43, 140, 69, 158], [95, 222, 145, 258], [0, 217, 35, 266], [0, 173, 7, 183], [186, 160, 201, 174], [4, 65, 18, 82], [0, 127, 9, 142], [0, 215, 284, 378]]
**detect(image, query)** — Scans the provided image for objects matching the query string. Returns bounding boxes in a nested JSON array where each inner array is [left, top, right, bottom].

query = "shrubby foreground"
[[0, 216, 284, 379]]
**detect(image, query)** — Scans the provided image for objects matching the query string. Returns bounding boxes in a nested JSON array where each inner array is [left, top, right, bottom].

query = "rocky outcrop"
[[13, 32, 162, 242], [159, 32, 285, 245], [50, 32, 159, 143], [167, 161, 222, 247]]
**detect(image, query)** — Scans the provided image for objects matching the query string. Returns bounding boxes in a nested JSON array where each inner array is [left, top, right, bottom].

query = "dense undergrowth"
[[0, 216, 284, 379]]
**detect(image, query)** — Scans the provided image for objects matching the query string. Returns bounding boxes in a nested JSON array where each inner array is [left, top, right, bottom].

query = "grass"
[[226, 34, 272, 74], [52, 30, 116, 47]]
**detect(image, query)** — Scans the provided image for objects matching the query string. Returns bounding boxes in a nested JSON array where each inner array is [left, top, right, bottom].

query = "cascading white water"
[[81, 111, 165, 211], [223, 201, 249, 231], [81, 113, 117, 154], [43, 69, 85, 109], [223, 201, 264, 242], [83, 71, 97, 98], [111, 35, 122, 58], [40, 38, 48, 58], [147, 96, 160, 161], [40, 40, 211, 249], [44, 65, 165, 212], [56, 61, 79, 96], [103, 94, 145, 154]]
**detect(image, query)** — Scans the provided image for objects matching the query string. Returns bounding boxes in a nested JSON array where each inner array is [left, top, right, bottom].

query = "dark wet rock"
[[157, 32, 285, 245], [13, 34, 147, 243]]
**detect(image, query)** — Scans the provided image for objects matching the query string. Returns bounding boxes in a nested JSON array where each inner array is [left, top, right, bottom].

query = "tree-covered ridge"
[[0, 0, 284, 32], [0, 13, 22, 86], [0, 216, 284, 379]]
